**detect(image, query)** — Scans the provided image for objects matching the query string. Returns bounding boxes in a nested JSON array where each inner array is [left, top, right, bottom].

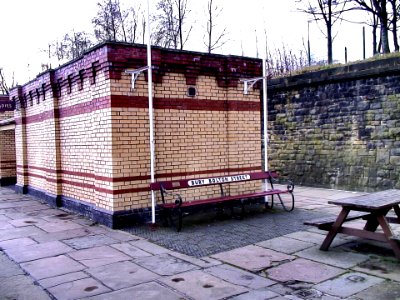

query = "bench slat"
[[150, 171, 279, 191], [159, 189, 288, 209]]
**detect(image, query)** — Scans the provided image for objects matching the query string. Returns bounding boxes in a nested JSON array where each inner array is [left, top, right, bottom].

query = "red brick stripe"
[[1, 160, 16, 164], [15, 95, 260, 125], [17, 165, 262, 195], [17, 165, 261, 182]]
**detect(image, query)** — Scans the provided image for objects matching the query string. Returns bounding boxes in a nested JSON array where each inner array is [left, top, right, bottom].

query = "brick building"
[[7, 42, 263, 228], [0, 95, 16, 186]]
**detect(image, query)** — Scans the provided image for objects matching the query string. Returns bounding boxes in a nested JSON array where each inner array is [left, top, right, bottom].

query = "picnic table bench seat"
[[304, 211, 371, 230], [150, 171, 295, 231]]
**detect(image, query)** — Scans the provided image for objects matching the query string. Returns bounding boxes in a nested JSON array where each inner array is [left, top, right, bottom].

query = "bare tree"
[[266, 45, 309, 77], [388, 0, 399, 51], [204, 0, 227, 53], [297, 0, 349, 64], [351, 0, 391, 53], [125, 6, 140, 43], [153, 0, 192, 50], [51, 31, 93, 62], [92, 0, 125, 42], [0, 68, 13, 95], [92, 0, 144, 43]]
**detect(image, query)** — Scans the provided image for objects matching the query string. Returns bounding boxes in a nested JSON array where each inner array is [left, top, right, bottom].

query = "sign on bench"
[[188, 175, 250, 187], [150, 171, 295, 232]]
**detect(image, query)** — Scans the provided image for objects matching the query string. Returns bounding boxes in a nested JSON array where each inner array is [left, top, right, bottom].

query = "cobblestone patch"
[[124, 208, 326, 258]]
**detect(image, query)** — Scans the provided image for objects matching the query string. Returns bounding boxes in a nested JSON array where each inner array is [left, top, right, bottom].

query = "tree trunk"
[[391, 0, 399, 51], [327, 1, 333, 64], [373, 0, 390, 53], [372, 23, 378, 54], [178, 0, 183, 50]]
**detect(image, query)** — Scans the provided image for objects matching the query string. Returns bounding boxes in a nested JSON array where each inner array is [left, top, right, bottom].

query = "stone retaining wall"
[[268, 57, 400, 191]]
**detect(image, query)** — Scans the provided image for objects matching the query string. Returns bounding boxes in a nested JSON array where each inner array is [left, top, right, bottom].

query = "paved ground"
[[1, 185, 400, 299]]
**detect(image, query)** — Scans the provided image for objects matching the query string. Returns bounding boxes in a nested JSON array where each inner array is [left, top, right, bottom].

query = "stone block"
[[314, 272, 384, 298], [266, 258, 344, 284], [160, 270, 248, 300], [211, 245, 294, 272]]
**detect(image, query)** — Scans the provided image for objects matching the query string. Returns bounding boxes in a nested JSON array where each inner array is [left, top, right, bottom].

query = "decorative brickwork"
[[10, 42, 262, 228], [268, 57, 400, 191], [0, 95, 16, 186]]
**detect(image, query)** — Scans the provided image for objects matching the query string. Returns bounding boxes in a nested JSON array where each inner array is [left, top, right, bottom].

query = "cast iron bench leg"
[[320, 208, 350, 251]]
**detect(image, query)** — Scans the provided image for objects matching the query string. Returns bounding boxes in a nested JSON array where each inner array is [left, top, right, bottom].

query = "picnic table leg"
[[320, 208, 350, 251], [394, 205, 400, 219], [376, 214, 400, 259], [364, 209, 389, 231]]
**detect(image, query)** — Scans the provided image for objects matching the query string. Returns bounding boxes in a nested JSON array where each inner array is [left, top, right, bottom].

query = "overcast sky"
[[1, 0, 369, 85]]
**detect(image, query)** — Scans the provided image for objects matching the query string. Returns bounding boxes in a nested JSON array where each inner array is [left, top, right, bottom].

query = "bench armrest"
[[268, 171, 295, 193], [160, 186, 183, 207]]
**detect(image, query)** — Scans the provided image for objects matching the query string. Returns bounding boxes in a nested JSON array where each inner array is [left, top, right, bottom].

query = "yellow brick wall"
[[109, 72, 262, 211], [10, 43, 263, 219]]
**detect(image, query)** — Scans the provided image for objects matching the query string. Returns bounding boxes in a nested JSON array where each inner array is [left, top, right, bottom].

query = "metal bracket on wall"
[[240, 76, 267, 94], [125, 66, 151, 90]]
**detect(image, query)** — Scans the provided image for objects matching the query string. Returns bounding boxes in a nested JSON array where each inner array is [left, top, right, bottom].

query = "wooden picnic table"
[[318, 189, 400, 259]]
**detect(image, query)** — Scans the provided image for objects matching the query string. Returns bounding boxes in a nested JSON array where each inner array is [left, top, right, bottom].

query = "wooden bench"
[[150, 171, 295, 231], [304, 211, 371, 231]]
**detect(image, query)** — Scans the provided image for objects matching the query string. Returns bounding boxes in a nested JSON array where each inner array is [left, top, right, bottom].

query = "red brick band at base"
[[17, 165, 262, 195]]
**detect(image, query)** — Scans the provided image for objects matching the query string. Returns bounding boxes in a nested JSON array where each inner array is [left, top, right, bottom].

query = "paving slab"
[[15, 204, 50, 213], [314, 272, 384, 298], [0, 200, 39, 209], [0, 237, 37, 249], [39, 271, 89, 288], [134, 253, 199, 275], [48, 277, 111, 300], [0, 225, 45, 241], [68, 245, 131, 268], [295, 246, 369, 268], [110, 242, 153, 258], [0, 251, 24, 277], [32, 227, 93, 243], [160, 269, 248, 300], [350, 280, 400, 300], [168, 251, 223, 268], [0, 220, 14, 229], [86, 261, 159, 290], [35, 219, 83, 233], [63, 234, 118, 249], [229, 288, 280, 300], [5, 240, 73, 263], [211, 245, 294, 272], [290, 288, 342, 300], [8, 217, 48, 227], [204, 264, 275, 289], [83, 282, 185, 300], [284, 231, 348, 246], [21, 254, 86, 280], [130, 239, 171, 254], [266, 258, 344, 284], [256, 236, 314, 254], [103, 229, 140, 242], [0, 274, 51, 300], [0, 214, 10, 221], [352, 257, 400, 282]]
